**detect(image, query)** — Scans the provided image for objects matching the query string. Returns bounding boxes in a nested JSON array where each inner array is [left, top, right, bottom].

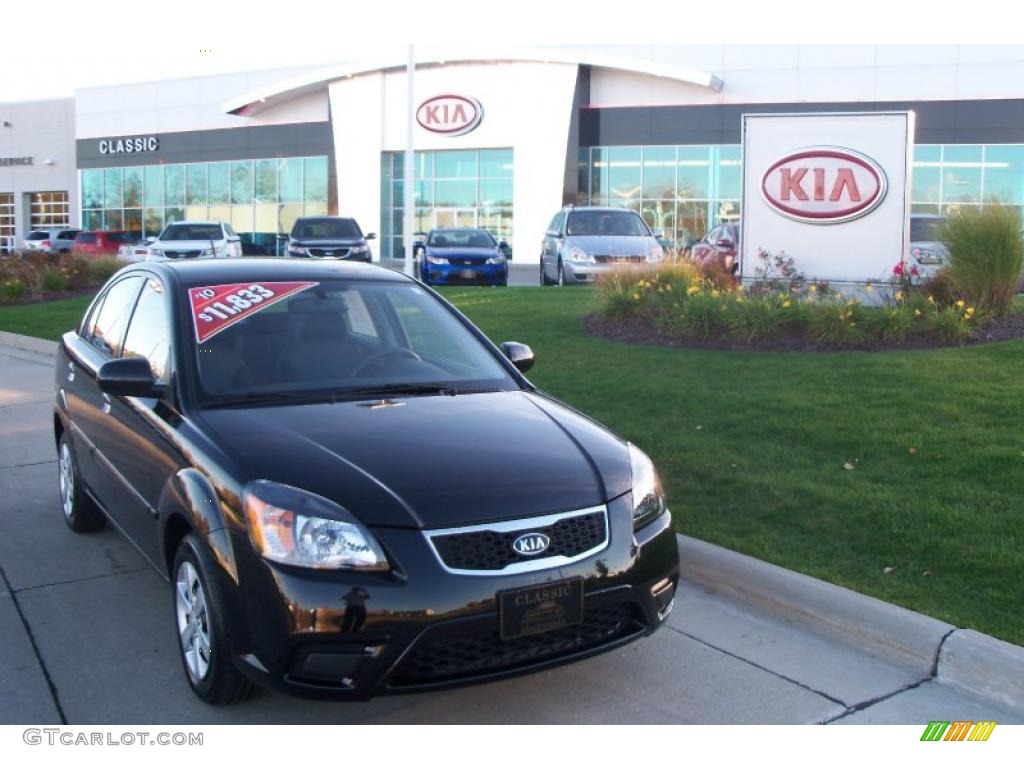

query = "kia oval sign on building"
[[740, 112, 913, 284], [760, 147, 888, 224], [416, 94, 483, 136]]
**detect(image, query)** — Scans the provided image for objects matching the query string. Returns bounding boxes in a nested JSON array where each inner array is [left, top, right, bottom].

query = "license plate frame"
[[498, 577, 584, 641]]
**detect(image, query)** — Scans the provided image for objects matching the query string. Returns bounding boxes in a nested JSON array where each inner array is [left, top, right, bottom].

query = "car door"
[[98, 275, 181, 565], [63, 275, 146, 500], [542, 211, 565, 277]]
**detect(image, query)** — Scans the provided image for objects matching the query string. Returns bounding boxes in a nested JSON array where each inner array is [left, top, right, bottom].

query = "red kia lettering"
[[761, 148, 887, 223]]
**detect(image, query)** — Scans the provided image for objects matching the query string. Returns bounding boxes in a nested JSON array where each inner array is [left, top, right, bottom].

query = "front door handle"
[[67, 362, 75, 383], [101, 393, 111, 414]]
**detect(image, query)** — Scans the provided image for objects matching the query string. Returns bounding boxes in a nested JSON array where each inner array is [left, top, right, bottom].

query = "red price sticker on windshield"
[[188, 281, 318, 343]]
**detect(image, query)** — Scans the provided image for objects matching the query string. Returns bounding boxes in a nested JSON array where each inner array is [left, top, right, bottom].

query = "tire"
[[172, 533, 254, 705], [58, 434, 105, 532], [557, 259, 566, 287]]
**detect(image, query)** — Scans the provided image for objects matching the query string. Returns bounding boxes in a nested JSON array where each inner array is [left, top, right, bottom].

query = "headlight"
[[426, 254, 449, 265], [200, 247, 214, 256], [150, 248, 164, 258], [648, 245, 665, 263], [350, 244, 368, 255], [628, 443, 666, 529], [486, 253, 507, 265], [288, 245, 308, 256], [242, 480, 389, 571], [568, 246, 593, 264]]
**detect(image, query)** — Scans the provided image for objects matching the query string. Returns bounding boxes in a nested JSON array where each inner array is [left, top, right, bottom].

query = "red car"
[[691, 222, 740, 274], [72, 230, 137, 258]]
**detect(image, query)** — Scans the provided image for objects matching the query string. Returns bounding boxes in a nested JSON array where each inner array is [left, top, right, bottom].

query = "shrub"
[[866, 305, 916, 345], [661, 291, 727, 340], [3, 279, 27, 302], [927, 302, 976, 345], [64, 257, 92, 290], [728, 293, 793, 344], [88, 257, 122, 285], [920, 269, 960, 307], [941, 204, 1024, 317], [810, 300, 867, 347], [42, 269, 67, 293]]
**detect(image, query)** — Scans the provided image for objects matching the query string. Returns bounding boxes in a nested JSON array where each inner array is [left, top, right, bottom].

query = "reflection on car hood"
[[198, 391, 631, 529], [564, 235, 658, 256], [426, 246, 498, 258], [153, 239, 225, 249]]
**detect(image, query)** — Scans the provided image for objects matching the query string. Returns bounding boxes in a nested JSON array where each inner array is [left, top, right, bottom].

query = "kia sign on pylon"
[[416, 94, 483, 136], [740, 112, 913, 284]]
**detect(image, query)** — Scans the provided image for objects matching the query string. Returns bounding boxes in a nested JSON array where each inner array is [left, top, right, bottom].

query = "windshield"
[[189, 279, 518, 402], [427, 229, 496, 248], [566, 210, 651, 237], [910, 217, 946, 242], [161, 224, 223, 241], [292, 219, 361, 239]]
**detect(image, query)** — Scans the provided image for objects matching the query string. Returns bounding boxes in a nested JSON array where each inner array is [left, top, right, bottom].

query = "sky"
[[0, 1, 1008, 102]]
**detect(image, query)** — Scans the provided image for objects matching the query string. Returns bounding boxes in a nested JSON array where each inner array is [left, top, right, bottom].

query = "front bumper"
[[561, 260, 655, 284], [425, 261, 507, 286], [219, 495, 678, 699]]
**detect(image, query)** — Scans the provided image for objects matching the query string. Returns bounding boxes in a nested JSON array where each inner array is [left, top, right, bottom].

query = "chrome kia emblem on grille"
[[512, 533, 550, 556]]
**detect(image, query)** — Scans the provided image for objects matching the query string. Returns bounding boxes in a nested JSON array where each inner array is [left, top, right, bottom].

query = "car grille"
[[594, 255, 646, 264], [430, 510, 606, 572], [308, 247, 350, 258], [389, 603, 643, 687], [164, 250, 201, 259]]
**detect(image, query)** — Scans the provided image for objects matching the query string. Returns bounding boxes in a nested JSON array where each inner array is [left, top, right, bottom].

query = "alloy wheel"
[[175, 561, 212, 681]]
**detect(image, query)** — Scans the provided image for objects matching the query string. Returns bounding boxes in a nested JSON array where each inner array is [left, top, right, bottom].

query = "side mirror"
[[547, 230, 562, 239], [145, 236, 156, 244], [653, 229, 665, 238], [500, 341, 535, 374], [97, 356, 157, 397], [365, 232, 377, 241]]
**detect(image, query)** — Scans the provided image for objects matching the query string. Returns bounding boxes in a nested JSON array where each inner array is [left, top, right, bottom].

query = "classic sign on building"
[[740, 112, 913, 284], [416, 95, 483, 136], [98, 136, 160, 155]]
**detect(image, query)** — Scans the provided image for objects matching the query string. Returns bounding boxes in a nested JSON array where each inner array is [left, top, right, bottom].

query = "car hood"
[[564, 235, 658, 256], [198, 391, 631, 529]]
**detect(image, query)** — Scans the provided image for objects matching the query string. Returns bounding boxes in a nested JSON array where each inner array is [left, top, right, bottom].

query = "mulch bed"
[[584, 312, 1024, 353]]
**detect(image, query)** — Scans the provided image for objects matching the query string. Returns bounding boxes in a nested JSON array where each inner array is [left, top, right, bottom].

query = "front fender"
[[159, 468, 239, 585]]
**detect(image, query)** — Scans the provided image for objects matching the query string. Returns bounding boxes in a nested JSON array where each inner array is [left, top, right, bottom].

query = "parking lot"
[[2, 343, 1021, 725]]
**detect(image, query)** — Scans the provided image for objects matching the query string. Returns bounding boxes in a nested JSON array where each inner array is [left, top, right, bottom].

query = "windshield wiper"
[[331, 382, 461, 399], [205, 383, 464, 408], [204, 390, 343, 408]]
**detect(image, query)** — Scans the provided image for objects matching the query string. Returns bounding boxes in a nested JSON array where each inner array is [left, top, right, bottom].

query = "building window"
[[80, 156, 330, 253], [380, 148, 514, 260], [29, 191, 70, 230], [0, 193, 14, 253]]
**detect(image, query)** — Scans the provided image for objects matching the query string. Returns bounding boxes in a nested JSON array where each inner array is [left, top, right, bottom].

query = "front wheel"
[[58, 434, 105, 532], [557, 259, 566, 287], [173, 534, 254, 705]]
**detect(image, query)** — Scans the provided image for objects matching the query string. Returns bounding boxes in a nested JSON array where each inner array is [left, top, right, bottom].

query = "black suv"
[[284, 217, 375, 261]]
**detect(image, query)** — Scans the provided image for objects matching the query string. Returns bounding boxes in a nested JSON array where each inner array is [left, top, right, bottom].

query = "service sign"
[[416, 94, 483, 136], [740, 112, 913, 284], [189, 281, 317, 343]]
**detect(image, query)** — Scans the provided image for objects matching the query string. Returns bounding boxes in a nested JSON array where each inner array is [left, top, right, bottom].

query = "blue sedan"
[[417, 228, 509, 287]]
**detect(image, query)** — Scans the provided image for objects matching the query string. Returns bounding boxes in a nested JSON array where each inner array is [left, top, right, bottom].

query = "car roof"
[[563, 206, 642, 214], [161, 220, 224, 226], [910, 213, 946, 220], [430, 227, 488, 233], [129, 257, 409, 288]]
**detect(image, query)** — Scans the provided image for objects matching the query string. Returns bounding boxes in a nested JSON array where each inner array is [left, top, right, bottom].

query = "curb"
[[678, 535, 1024, 710], [0, 331, 57, 357]]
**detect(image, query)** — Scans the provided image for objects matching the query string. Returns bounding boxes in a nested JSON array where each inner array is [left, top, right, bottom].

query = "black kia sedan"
[[53, 258, 679, 704]]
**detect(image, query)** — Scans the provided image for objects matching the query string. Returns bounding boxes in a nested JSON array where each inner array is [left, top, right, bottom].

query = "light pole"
[[403, 45, 415, 276]]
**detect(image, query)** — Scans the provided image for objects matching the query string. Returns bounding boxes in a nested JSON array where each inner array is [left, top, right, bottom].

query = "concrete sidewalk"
[[1, 342, 1021, 724]]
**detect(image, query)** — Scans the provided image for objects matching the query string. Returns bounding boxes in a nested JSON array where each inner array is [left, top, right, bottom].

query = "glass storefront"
[[29, 191, 70, 230], [81, 156, 329, 254], [380, 148, 513, 260], [579, 144, 1024, 249]]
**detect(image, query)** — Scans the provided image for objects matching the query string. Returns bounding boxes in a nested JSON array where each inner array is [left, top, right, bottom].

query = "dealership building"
[[2, 45, 1024, 258]]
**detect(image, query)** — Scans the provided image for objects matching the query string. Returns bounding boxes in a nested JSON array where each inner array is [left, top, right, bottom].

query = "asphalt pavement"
[[1, 343, 1021, 725]]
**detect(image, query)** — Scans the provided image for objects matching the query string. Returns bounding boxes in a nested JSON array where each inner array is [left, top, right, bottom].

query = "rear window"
[[911, 217, 945, 242], [292, 218, 361, 239], [27, 231, 48, 240], [76, 232, 97, 244], [161, 223, 223, 241]]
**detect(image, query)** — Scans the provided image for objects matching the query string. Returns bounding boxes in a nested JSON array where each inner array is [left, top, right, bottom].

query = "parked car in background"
[[23, 228, 81, 255], [73, 230, 138, 259], [690, 223, 740, 275], [540, 206, 664, 286], [283, 216, 374, 261], [417, 227, 509, 286], [117, 238, 154, 263], [146, 221, 243, 261], [907, 213, 949, 279]]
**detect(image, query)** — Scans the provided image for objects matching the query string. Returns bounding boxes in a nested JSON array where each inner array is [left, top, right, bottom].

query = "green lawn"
[[2, 287, 1022, 645]]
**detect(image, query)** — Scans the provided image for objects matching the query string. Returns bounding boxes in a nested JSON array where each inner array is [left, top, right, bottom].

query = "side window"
[[548, 212, 564, 235], [122, 279, 171, 383], [224, 224, 237, 238], [88, 276, 144, 357]]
